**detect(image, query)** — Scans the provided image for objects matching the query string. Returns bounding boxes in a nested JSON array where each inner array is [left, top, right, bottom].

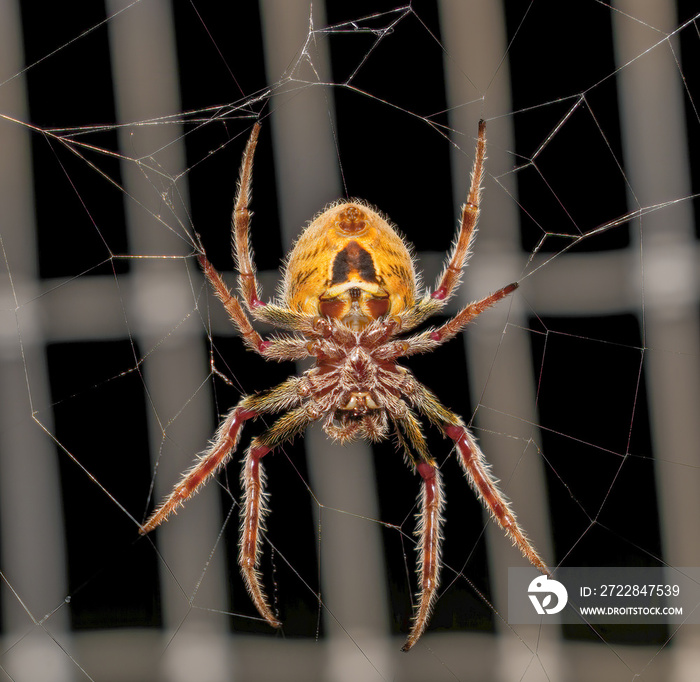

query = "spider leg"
[[200, 254, 316, 361], [394, 282, 518, 357], [232, 123, 266, 309], [427, 282, 518, 345], [199, 124, 322, 354], [199, 254, 268, 353], [390, 282, 519, 359], [433, 119, 486, 303], [394, 411, 445, 652], [396, 295, 447, 333], [403, 460, 443, 652], [140, 378, 305, 534], [239, 406, 313, 627], [250, 302, 319, 332], [408, 381, 548, 574], [446, 423, 548, 573]]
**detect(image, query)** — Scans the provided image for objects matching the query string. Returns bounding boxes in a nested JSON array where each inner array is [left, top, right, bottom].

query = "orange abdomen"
[[283, 201, 417, 323]]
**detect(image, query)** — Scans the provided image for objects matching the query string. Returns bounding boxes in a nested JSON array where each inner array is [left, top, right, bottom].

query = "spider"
[[140, 120, 548, 651]]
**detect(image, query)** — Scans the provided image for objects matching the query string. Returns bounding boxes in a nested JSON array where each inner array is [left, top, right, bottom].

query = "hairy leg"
[[395, 411, 445, 652], [232, 123, 266, 309], [428, 282, 518, 345], [433, 120, 486, 302], [388, 282, 519, 360], [200, 254, 316, 361], [402, 459, 444, 652], [238, 406, 313, 626], [140, 378, 304, 534], [409, 382, 548, 572], [198, 254, 267, 353], [390, 121, 489, 333], [446, 424, 548, 572]]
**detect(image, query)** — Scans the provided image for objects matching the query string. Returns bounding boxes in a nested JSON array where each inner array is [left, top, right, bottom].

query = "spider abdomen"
[[283, 201, 418, 326]]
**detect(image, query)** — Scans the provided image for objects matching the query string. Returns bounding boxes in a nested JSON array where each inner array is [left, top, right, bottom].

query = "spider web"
[[1, 1, 699, 680]]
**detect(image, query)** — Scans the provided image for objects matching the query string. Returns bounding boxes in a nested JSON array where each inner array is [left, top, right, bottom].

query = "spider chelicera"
[[140, 120, 548, 651]]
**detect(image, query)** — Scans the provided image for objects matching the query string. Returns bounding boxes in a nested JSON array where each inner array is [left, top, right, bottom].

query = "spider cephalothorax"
[[140, 121, 548, 651]]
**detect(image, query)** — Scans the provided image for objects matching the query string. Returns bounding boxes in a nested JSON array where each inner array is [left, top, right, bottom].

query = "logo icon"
[[528, 575, 568, 615]]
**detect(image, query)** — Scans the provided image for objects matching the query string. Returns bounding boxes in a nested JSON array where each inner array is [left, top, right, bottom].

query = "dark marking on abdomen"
[[331, 241, 377, 284]]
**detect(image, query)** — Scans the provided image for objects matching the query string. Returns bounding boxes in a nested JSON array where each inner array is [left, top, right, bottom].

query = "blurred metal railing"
[[0, 1, 697, 681]]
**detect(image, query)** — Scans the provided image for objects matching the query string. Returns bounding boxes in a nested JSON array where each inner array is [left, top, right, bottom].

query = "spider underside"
[[140, 121, 548, 651]]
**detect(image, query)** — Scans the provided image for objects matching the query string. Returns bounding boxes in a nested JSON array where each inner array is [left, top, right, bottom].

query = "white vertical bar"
[[259, 0, 394, 675], [0, 1, 72, 680], [259, 0, 341, 242], [106, 2, 232, 680], [613, 1, 700, 678], [439, 1, 561, 680]]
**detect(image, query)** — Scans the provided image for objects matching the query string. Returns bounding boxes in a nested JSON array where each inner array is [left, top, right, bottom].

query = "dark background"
[[6, 0, 700, 667]]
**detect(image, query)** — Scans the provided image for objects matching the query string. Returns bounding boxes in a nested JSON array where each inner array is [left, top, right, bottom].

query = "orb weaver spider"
[[140, 120, 548, 651]]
